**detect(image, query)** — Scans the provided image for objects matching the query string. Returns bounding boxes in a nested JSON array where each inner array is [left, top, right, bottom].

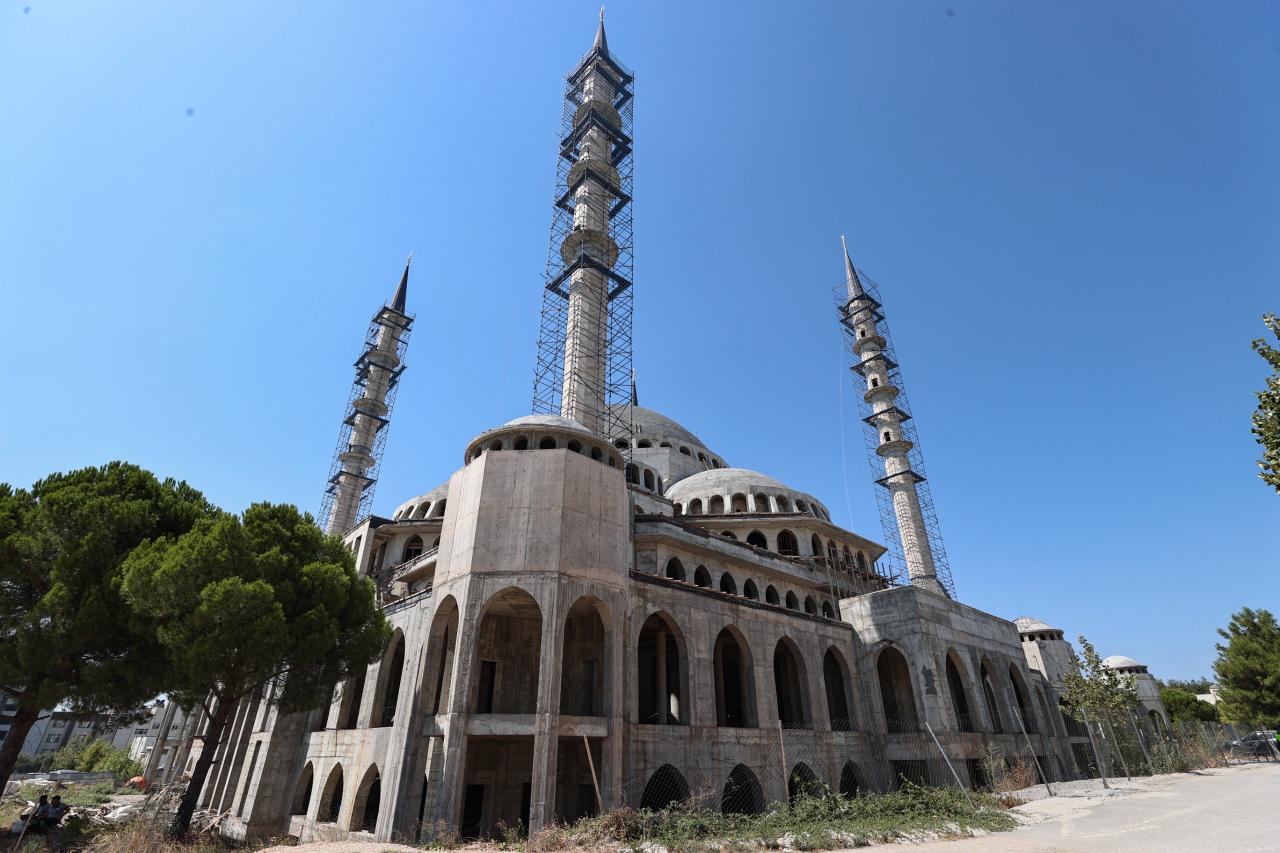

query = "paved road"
[[907, 762, 1280, 853]]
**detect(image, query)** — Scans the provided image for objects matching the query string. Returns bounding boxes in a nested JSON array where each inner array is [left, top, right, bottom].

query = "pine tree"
[[1213, 608, 1280, 728]]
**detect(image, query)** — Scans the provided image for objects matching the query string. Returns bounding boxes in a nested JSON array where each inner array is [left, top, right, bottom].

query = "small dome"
[[502, 414, 593, 436], [1015, 617, 1058, 633], [610, 404, 709, 451], [1103, 655, 1144, 670], [392, 481, 450, 520], [666, 467, 830, 518]]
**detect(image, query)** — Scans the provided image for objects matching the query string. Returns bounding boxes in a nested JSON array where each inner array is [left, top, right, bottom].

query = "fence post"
[[1080, 707, 1110, 789], [1103, 715, 1131, 781], [581, 734, 603, 815], [1012, 708, 1053, 797], [923, 721, 976, 810], [776, 721, 789, 805], [1126, 712, 1155, 776]]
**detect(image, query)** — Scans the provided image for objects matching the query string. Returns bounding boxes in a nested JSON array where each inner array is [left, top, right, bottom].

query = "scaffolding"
[[531, 31, 635, 449], [319, 293, 414, 535], [834, 270, 956, 599]]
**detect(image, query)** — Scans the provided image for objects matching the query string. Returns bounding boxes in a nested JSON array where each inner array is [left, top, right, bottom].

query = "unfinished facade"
[[190, 15, 1160, 843]]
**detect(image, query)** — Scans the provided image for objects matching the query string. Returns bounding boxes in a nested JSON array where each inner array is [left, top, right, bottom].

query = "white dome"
[[393, 481, 449, 520], [1015, 617, 1058, 633], [610, 404, 710, 451], [502, 414, 593, 436], [666, 467, 830, 519], [1103, 655, 1144, 670]]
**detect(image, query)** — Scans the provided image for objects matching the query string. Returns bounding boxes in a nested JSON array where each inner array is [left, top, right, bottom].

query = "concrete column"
[[528, 591, 564, 832]]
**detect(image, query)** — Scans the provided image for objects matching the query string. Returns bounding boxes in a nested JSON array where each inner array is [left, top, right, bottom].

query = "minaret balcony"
[[573, 99, 621, 132], [875, 438, 914, 458], [560, 228, 619, 267], [864, 385, 900, 404], [567, 158, 622, 197], [853, 334, 887, 354]]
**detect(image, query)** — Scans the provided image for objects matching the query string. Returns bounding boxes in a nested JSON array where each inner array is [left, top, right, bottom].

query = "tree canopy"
[[1062, 635, 1137, 722], [1213, 607, 1280, 729], [0, 462, 214, 790], [1159, 677, 1213, 695], [121, 501, 389, 835], [1160, 687, 1218, 722], [1253, 313, 1280, 494]]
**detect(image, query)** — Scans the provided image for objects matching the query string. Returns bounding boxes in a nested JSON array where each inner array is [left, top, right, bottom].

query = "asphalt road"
[[905, 762, 1280, 853]]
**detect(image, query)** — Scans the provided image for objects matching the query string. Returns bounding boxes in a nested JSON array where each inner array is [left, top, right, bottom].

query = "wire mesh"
[[531, 38, 634, 450], [833, 270, 956, 598]]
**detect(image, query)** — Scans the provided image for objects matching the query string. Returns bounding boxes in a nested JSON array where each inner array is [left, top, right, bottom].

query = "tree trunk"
[[0, 704, 39, 792], [169, 701, 233, 838]]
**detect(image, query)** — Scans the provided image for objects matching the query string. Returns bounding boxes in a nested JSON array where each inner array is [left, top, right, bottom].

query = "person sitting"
[[29, 795, 68, 834]]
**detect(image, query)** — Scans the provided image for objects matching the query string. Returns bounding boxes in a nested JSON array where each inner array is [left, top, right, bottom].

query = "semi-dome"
[[393, 481, 449, 521], [1103, 655, 1145, 671], [666, 467, 831, 520]]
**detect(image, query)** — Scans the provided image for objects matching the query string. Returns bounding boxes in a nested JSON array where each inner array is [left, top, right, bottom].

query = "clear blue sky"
[[2, 1, 1276, 681]]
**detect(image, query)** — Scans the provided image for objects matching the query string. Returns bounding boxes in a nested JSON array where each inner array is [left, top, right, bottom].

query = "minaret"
[[320, 258, 415, 536], [838, 238, 953, 597], [532, 10, 635, 442]]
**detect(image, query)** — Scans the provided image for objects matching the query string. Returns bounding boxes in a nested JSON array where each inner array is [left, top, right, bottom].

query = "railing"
[[885, 717, 919, 734], [392, 546, 439, 581]]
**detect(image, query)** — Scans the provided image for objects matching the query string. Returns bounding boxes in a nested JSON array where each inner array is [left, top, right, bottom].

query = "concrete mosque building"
[[172, 15, 1166, 843]]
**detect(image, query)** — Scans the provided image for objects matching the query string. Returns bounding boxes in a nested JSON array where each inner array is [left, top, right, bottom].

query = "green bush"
[[47, 736, 141, 778]]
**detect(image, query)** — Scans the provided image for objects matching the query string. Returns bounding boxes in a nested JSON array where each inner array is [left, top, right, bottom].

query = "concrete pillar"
[[528, 590, 564, 832]]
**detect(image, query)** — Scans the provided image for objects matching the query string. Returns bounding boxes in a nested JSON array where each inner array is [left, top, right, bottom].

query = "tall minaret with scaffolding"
[[532, 10, 635, 442], [320, 259, 415, 536], [837, 239, 955, 598]]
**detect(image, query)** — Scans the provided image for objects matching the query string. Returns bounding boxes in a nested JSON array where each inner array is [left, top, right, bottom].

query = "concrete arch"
[[350, 764, 381, 833], [788, 761, 821, 804], [693, 565, 712, 588], [637, 610, 688, 725], [471, 586, 543, 714], [665, 557, 686, 581], [402, 534, 424, 562], [721, 764, 765, 815], [944, 650, 975, 732], [719, 572, 738, 595], [978, 658, 1004, 733], [777, 529, 799, 556], [560, 595, 609, 716], [709, 495, 725, 514], [785, 590, 799, 610], [639, 764, 690, 810], [713, 624, 757, 727], [372, 629, 406, 728], [839, 761, 861, 797], [746, 530, 767, 549], [290, 761, 313, 816], [754, 492, 771, 512], [875, 644, 919, 732], [1007, 664, 1036, 733], [823, 646, 854, 731], [319, 763, 344, 823], [804, 595, 817, 615], [421, 595, 460, 714], [765, 585, 780, 606], [773, 636, 811, 728], [743, 579, 759, 600]]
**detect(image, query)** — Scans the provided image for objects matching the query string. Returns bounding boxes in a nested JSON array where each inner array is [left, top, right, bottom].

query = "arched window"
[[776, 496, 791, 512], [689, 498, 704, 515], [659, 441, 671, 448], [856, 552, 869, 572], [615, 438, 630, 450], [352, 765, 380, 833], [673, 503, 683, 515], [679, 446, 692, 456], [713, 627, 756, 727], [824, 648, 852, 731], [827, 541, 839, 565], [291, 762, 314, 816], [773, 638, 810, 728], [643, 470, 655, 490], [637, 612, 687, 725], [877, 646, 918, 732], [374, 632, 405, 727], [746, 530, 767, 549], [719, 530, 737, 540], [640, 765, 690, 810], [839, 762, 860, 798], [539, 436, 556, 449], [731, 493, 748, 513], [560, 597, 607, 716], [489, 440, 502, 451], [567, 439, 583, 454], [719, 572, 737, 595], [822, 600, 835, 619], [340, 665, 367, 729], [785, 591, 799, 610], [721, 764, 765, 815], [422, 597, 459, 715], [765, 585, 780, 605], [777, 530, 798, 556], [743, 579, 760, 600], [638, 439, 653, 448], [979, 661, 1004, 733], [803, 595, 817, 615], [320, 764, 344, 822], [709, 495, 725, 514], [402, 535, 423, 563], [472, 588, 543, 714], [431, 499, 447, 518], [514, 436, 529, 450], [945, 653, 974, 732], [795, 499, 809, 514], [842, 545, 853, 567], [810, 534, 823, 557], [625, 463, 639, 484], [665, 558, 686, 581], [788, 762, 821, 804], [697, 452, 707, 464], [693, 566, 711, 588], [754, 493, 771, 512]]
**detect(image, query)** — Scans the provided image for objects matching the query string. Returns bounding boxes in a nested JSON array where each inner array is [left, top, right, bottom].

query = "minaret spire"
[[531, 11, 635, 443], [837, 245, 953, 598], [320, 261, 415, 536]]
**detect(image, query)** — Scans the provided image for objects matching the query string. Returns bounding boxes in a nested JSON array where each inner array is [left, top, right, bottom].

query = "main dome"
[[666, 467, 831, 520], [610, 404, 709, 450]]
